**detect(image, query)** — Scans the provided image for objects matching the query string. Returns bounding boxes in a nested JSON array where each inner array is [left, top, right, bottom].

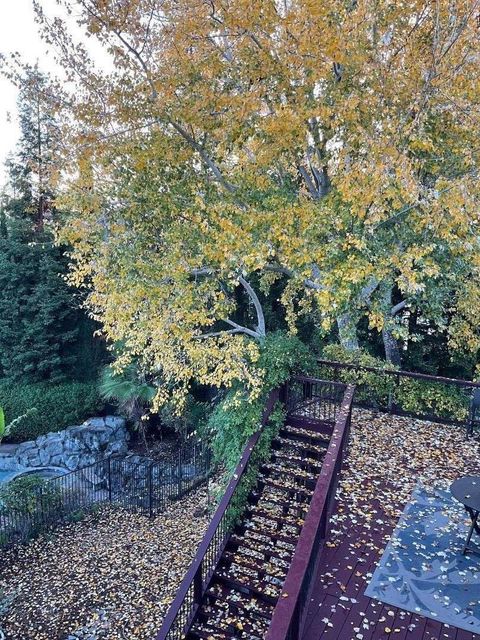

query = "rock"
[[45, 437, 65, 457], [78, 453, 96, 468], [104, 441, 128, 456], [36, 434, 49, 447], [11, 415, 130, 473], [15, 441, 36, 456], [64, 455, 81, 471], [105, 416, 126, 430], [18, 452, 42, 468], [39, 448, 51, 466], [83, 417, 105, 429]]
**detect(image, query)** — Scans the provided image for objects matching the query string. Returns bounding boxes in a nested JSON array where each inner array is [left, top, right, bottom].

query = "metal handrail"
[[317, 358, 480, 389]]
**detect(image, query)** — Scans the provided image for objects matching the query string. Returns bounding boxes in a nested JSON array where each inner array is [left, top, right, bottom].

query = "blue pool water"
[[0, 470, 17, 484]]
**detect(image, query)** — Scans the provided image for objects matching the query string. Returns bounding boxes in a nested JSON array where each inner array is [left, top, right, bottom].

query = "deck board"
[[302, 409, 480, 640]]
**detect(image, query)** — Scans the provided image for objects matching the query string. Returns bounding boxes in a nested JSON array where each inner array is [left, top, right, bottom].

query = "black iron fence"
[[0, 440, 211, 548], [317, 359, 480, 433], [285, 376, 348, 425]]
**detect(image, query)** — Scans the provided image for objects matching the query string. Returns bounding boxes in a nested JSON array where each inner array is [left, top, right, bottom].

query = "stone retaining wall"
[[1, 417, 129, 472]]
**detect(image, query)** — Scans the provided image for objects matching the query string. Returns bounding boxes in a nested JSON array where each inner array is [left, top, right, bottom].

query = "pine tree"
[[0, 68, 104, 382]]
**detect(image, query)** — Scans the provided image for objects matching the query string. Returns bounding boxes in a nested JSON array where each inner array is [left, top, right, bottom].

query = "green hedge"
[[320, 344, 470, 423], [0, 381, 103, 443], [319, 344, 396, 407]]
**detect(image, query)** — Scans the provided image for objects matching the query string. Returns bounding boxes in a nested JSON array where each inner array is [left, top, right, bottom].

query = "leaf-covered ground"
[[0, 483, 214, 640], [2, 412, 480, 640]]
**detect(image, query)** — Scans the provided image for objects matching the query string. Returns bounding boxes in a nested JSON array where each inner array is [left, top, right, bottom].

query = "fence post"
[[108, 457, 113, 503], [177, 450, 183, 498], [148, 462, 154, 518]]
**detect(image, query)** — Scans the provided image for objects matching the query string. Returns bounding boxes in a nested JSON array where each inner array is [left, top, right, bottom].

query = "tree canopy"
[[14, 0, 480, 403]]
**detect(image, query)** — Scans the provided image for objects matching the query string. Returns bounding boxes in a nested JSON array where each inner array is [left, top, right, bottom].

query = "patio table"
[[450, 475, 480, 554]]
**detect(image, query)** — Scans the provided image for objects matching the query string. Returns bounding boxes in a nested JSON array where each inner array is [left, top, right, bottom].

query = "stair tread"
[[229, 536, 293, 562], [213, 570, 281, 602], [207, 581, 274, 618], [198, 603, 267, 639], [259, 473, 315, 495], [281, 425, 331, 441], [275, 435, 328, 453]]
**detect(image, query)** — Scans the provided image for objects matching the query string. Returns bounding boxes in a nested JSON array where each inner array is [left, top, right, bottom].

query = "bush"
[[0, 381, 103, 442], [320, 343, 471, 422], [396, 378, 469, 422], [319, 344, 396, 408], [205, 332, 315, 474], [0, 474, 61, 517]]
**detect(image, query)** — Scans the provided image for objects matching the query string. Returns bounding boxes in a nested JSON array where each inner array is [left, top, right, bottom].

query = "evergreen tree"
[[0, 68, 105, 382]]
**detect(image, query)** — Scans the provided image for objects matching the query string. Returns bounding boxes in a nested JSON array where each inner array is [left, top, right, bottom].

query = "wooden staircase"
[[187, 424, 331, 640]]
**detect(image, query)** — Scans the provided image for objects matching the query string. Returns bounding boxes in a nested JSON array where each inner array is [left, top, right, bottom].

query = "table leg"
[[463, 509, 480, 555]]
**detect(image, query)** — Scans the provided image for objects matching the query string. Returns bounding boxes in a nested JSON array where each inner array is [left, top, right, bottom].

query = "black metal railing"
[[0, 440, 210, 547], [318, 359, 480, 433], [155, 388, 281, 640], [286, 376, 348, 425]]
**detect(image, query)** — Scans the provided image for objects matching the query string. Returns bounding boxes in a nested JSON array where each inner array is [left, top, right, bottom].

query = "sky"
[[0, 0, 106, 188], [0, 0, 54, 185]]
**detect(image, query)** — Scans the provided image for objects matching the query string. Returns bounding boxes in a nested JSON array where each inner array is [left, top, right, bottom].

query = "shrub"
[[205, 332, 315, 474], [0, 381, 103, 442], [396, 378, 469, 422], [319, 344, 396, 408], [320, 343, 471, 422], [0, 475, 61, 517]]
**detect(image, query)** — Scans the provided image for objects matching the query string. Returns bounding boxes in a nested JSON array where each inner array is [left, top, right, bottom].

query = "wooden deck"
[[302, 410, 480, 640]]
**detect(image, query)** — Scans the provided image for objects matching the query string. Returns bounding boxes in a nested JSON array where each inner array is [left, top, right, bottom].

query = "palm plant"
[[99, 364, 156, 452]]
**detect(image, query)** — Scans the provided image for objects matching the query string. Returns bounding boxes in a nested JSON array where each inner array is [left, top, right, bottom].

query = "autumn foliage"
[[16, 0, 480, 404]]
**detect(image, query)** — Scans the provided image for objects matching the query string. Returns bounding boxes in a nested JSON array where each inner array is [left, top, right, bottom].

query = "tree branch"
[[237, 275, 266, 337], [391, 300, 407, 316], [195, 327, 243, 339], [298, 165, 320, 200], [264, 263, 325, 292], [224, 319, 262, 339], [170, 121, 238, 195]]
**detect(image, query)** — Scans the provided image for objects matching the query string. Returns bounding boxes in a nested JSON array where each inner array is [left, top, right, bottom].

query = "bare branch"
[[224, 319, 262, 339], [195, 328, 243, 339], [237, 275, 266, 337], [298, 165, 320, 200], [170, 121, 238, 195], [391, 300, 407, 316]]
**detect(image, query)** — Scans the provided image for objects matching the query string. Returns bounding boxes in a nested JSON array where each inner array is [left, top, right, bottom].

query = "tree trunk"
[[380, 283, 402, 366], [382, 327, 402, 367], [337, 312, 360, 351]]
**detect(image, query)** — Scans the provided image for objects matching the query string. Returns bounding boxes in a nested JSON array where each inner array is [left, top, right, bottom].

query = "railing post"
[[148, 462, 154, 518], [107, 457, 113, 503], [194, 563, 203, 605], [178, 451, 183, 497]]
